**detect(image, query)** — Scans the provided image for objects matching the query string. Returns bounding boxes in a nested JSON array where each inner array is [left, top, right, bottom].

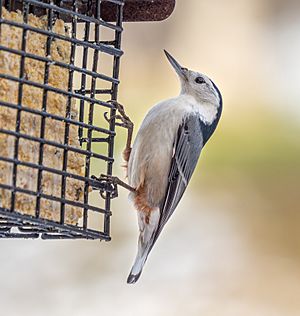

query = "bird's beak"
[[164, 50, 187, 81]]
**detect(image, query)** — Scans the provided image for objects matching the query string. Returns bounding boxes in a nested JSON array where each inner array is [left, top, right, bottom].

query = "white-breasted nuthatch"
[[102, 50, 222, 284]]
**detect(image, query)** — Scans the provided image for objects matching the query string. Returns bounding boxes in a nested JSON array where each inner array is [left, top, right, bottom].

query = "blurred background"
[[1, 0, 300, 315]]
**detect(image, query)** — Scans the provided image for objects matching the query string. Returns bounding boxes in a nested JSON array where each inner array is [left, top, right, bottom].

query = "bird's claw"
[[104, 111, 110, 123], [91, 174, 119, 199], [105, 100, 133, 130], [108, 100, 124, 112]]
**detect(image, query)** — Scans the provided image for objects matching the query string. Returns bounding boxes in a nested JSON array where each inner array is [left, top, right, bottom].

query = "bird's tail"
[[127, 235, 150, 284], [127, 208, 160, 284]]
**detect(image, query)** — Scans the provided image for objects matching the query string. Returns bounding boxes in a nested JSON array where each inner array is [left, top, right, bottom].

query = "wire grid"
[[0, 0, 124, 239]]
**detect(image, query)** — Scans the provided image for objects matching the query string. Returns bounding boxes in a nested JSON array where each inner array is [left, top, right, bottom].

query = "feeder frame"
[[0, 0, 175, 240]]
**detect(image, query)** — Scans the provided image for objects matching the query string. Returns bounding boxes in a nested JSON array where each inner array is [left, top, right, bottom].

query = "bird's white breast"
[[128, 94, 212, 207]]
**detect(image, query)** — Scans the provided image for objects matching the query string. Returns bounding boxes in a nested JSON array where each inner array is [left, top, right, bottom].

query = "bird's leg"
[[99, 174, 135, 192], [93, 174, 135, 200], [100, 101, 135, 198], [105, 100, 134, 163]]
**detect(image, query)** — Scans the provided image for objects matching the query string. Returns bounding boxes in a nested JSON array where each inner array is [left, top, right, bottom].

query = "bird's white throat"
[[180, 94, 218, 125]]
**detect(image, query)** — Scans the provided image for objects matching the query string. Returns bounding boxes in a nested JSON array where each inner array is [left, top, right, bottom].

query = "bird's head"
[[164, 50, 222, 116]]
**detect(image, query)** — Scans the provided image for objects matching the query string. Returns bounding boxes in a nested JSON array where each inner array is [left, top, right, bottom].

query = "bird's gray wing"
[[152, 113, 204, 247]]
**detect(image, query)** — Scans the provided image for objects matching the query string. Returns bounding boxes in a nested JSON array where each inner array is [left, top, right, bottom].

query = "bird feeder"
[[0, 0, 175, 240]]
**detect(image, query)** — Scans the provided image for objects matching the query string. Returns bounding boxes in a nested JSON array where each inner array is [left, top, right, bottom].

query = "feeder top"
[[102, 0, 176, 22], [6, 0, 176, 22]]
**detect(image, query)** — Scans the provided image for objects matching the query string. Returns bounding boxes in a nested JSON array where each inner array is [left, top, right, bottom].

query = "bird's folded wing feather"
[[152, 114, 204, 245]]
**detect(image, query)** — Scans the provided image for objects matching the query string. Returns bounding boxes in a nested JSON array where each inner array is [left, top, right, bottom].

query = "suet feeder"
[[0, 0, 175, 240]]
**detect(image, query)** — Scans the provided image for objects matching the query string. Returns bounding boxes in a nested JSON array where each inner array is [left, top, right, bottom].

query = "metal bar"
[[0, 184, 110, 214], [0, 19, 123, 56], [104, 1, 123, 237], [10, 1, 30, 213], [0, 232, 40, 238], [78, 0, 92, 145], [0, 209, 110, 240], [0, 0, 3, 35], [0, 73, 117, 109], [26, 0, 123, 31], [60, 0, 78, 225], [80, 137, 109, 143], [0, 45, 120, 84], [75, 88, 112, 95], [82, 0, 100, 230], [41, 234, 99, 240], [36, 2, 54, 218], [0, 156, 115, 193], [0, 100, 115, 135], [0, 128, 114, 161], [4, 0, 12, 11], [100, 0, 123, 4]]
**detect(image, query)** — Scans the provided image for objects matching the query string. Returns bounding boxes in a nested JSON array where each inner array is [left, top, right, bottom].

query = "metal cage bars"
[[0, 0, 124, 239]]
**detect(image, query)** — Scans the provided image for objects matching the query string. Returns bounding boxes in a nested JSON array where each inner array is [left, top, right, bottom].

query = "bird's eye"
[[195, 77, 205, 84]]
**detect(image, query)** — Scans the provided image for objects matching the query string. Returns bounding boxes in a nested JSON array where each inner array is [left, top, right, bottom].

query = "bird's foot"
[[104, 100, 133, 130], [92, 174, 135, 199], [91, 174, 118, 199], [104, 100, 134, 164]]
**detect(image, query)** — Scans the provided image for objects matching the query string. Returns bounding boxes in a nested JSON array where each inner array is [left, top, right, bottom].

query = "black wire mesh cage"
[[0, 0, 125, 240]]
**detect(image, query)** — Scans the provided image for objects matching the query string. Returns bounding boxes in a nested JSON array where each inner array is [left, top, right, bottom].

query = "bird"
[[103, 50, 222, 284]]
